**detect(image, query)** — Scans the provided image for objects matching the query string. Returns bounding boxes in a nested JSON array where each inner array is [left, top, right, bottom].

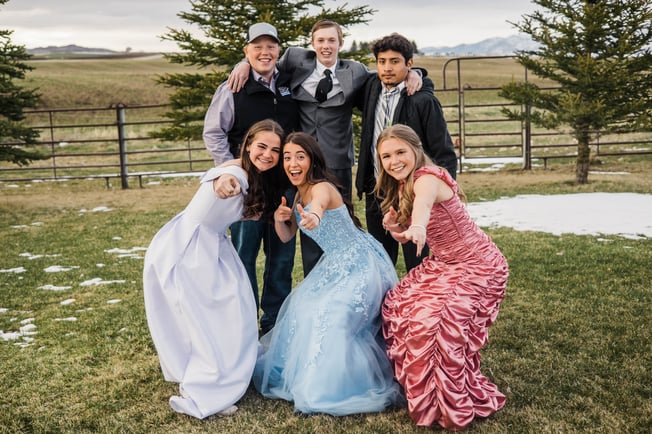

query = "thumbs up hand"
[[274, 196, 293, 223]]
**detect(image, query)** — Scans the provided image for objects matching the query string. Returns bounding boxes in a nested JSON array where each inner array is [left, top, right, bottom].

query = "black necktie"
[[315, 69, 332, 103]]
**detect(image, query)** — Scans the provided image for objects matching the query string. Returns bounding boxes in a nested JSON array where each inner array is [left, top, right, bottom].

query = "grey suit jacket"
[[278, 47, 370, 170]]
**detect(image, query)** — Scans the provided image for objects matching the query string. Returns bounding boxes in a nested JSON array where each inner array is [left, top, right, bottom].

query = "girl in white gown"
[[143, 120, 289, 419]]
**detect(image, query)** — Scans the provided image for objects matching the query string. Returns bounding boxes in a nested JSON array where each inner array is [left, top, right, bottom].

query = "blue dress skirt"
[[253, 204, 403, 415]]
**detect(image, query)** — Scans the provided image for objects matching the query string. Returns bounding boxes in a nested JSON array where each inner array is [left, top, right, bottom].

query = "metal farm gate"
[[1, 56, 650, 187]]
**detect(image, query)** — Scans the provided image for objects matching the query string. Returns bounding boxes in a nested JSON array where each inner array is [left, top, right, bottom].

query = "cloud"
[[1, 0, 188, 51], [1, 0, 537, 51], [344, 0, 535, 47]]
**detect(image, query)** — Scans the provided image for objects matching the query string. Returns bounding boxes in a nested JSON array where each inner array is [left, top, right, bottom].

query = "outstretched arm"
[[402, 174, 438, 255], [212, 174, 242, 198], [294, 182, 335, 230]]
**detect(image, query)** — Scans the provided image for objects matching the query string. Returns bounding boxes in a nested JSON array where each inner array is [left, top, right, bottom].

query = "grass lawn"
[[1, 157, 650, 433]]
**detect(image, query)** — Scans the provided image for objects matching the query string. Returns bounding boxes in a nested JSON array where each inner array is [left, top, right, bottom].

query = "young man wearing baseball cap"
[[203, 23, 300, 336]]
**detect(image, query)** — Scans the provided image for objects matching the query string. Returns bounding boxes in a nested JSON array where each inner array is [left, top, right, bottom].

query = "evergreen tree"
[[350, 40, 358, 52], [411, 39, 421, 55], [154, 0, 374, 142], [343, 39, 373, 61], [0, 0, 43, 166], [500, 0, 652, 184]]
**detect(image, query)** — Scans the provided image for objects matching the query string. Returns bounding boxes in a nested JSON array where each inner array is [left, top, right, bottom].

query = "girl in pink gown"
[[374, 124, 509, 431]]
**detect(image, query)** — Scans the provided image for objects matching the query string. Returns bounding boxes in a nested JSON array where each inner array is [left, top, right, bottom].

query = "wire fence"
[[2, 56, 651, 188], [438, 56, 652, 171]]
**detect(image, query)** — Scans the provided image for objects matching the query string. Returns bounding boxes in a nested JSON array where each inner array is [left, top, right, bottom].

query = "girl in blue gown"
[[253, 132, 403, 415]]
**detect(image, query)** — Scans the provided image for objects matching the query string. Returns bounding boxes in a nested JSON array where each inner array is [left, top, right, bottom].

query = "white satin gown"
[[143, 166, 258, 419]]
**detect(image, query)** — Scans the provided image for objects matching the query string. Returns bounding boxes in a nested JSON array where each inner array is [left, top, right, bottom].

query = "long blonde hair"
[[373, 124, 465, 226]]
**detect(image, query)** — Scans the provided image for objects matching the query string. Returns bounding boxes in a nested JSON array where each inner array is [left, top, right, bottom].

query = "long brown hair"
[[373, 124, 465, 226], [240, 119, 289, 221], [284, 132, 362, 228]]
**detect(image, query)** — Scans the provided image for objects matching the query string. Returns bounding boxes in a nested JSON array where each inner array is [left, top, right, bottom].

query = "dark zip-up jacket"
[[356, 75, 458, 199]]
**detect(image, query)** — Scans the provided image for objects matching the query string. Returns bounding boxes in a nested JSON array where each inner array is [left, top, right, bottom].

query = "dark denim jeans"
[[230, 219, 295, 334], [365, 193, 428, 272]]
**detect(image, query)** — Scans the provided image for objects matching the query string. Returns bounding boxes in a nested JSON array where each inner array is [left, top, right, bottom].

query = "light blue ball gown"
[[253, 203, 403, 415]]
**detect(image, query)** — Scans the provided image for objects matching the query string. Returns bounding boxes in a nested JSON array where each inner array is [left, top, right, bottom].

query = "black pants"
[[365, 193, 428, 272]]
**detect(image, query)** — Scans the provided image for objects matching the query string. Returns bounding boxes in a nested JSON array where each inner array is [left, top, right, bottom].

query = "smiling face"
[[377, 137, 417, 182], [376, 49, 413, 89], [243, 35, 280, 80], [311, 26, 342, 68], [246, 131, 282, 172], [283, 142, 311, 186]]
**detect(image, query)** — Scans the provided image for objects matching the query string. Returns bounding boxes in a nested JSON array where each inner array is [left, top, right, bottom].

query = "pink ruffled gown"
[[382, 166, 509, 431]]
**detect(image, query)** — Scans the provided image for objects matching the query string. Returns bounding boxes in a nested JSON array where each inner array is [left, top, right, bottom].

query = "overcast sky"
[[0, 0, 537, 52]]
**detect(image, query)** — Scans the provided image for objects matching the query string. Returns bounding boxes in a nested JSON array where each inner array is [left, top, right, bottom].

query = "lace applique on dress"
[[252, 204, 402, 415]]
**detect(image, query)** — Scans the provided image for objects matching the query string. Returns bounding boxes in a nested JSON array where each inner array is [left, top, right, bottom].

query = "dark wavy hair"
[[283, 132, 361, 228], [240, 119, 290, 221], [372, 33, 414, 63]]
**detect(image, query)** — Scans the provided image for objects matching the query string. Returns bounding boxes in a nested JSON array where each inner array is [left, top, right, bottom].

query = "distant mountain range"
[[420, 34, 539, 56], [27, 35, 539, 57], [27, 44, 119, 55]]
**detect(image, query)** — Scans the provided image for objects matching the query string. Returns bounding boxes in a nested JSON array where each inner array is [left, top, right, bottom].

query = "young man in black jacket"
[[355, 33, 458, 272]]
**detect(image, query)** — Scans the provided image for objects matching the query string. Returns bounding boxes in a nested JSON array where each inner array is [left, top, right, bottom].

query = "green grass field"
[[1, 54, 651, 432], [1, 158, 651, 432], [23, 55, 207, 108], [21, 54, 523, 107]]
